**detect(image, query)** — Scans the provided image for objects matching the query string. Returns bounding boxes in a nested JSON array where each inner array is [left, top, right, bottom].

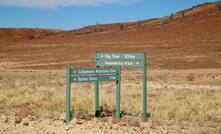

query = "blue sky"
[[0, 0, 218, 30]]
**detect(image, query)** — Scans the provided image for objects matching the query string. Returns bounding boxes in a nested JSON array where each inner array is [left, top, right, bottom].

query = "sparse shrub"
[[157, 75, 168, 82], [100, 96, 115, 113], [168, 13, 174, 20], [186, 73, 195, 81], [181, 11, 184, 17], [148, 75, 154, 81], [57, 81, 64, 86], [115, 23, 124, 30]]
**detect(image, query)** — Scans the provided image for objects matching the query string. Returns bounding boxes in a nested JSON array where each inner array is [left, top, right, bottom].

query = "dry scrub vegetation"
[[0, 74, 220, 131]]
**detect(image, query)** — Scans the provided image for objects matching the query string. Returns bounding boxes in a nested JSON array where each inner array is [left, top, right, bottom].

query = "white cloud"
[[0, 0, 140, 9]]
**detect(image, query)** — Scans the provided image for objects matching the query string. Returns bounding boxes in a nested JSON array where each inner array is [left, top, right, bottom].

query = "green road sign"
[[71, 68, 117, 75], [66, 66, 121, 125], [71, 75, 119, 83], [95, 52, 148, 121], [96, 53, 144, 60], [96, 60, 143, 67], [66, 51, 148, 125]]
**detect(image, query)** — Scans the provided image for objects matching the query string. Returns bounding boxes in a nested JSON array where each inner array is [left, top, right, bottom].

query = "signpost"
[[65, 52, 148, 125], [95, 52, 148, 121], [66, 67, 120, 124]]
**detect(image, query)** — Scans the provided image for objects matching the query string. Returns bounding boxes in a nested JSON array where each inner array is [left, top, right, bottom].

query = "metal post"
[[66, 66, 71, 125], [95, 53, 100, 117], [95, 66, 100, 117], [143, 53, 147, 121], [116, 67, 121, 119]]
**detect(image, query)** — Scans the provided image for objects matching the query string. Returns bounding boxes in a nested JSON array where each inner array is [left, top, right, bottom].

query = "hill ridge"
[[0, 1, 220, 42]]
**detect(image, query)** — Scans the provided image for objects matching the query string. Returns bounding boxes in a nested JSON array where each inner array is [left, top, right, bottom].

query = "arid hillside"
[[0, 1, 221, 70]]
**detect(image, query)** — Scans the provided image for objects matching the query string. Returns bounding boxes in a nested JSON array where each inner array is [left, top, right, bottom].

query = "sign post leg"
[[66, 66, 71, 125], [116, 67, 121, 119], [95, 80, 100, 117], [143, 53, 147, 121], [95, 65, 100, 117]]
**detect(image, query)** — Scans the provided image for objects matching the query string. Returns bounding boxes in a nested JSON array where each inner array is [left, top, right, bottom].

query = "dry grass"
[[0, 74, 220, 129], [0, 75, 65, 118]]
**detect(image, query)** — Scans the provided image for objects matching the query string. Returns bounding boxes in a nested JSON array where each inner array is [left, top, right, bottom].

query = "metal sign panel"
[[96, 60, 143, 67], [71, 75, 118, 83], [71, 68, 117, 75], [96, 53, 144, 60]]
